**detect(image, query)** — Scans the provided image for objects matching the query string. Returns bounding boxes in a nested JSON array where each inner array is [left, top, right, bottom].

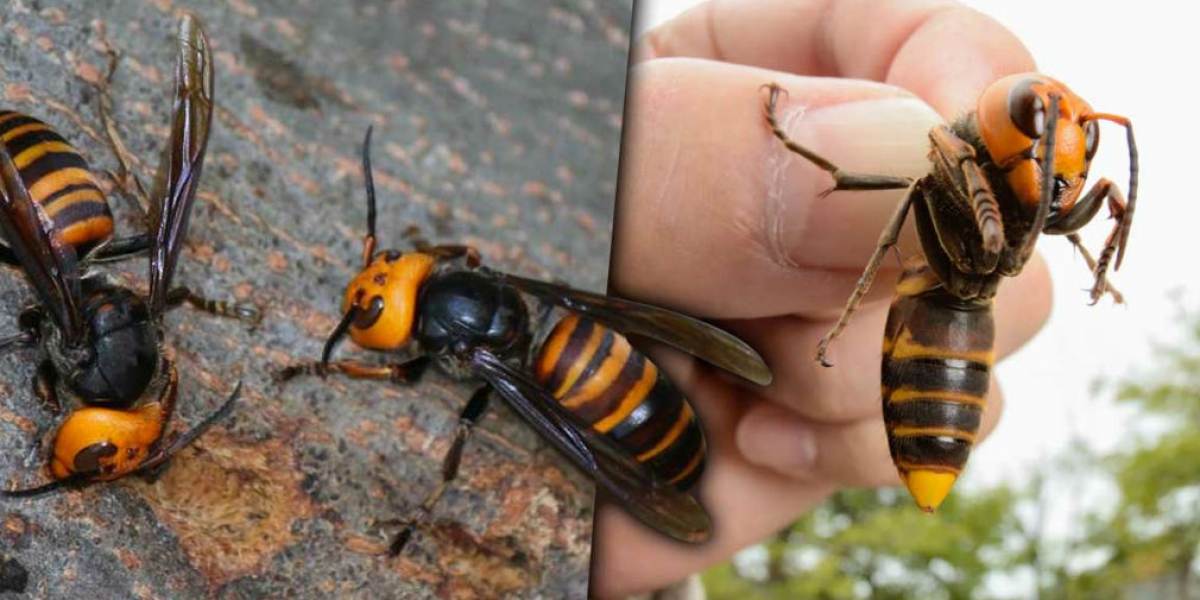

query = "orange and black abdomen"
[[0, 111, 112, 255], [882, 262, 994, 510], [535, 314, 706, 491]]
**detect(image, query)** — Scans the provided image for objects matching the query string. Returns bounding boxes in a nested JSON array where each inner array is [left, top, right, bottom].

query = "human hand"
[[590, 0, 1052, 597]]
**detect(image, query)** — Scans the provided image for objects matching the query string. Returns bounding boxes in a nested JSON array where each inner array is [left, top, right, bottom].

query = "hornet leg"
[[383, 385, 491, 556], [411, 238, 482, 269], [92, 26, 151, 215], [1065, 233, 1123, 303], [275, 356, 431, 384], [33, 361, 61, 416], [815, 182, 920, 366], [762, 83, 914, 193], [1051, 180, 1129, 304], [165, 286, 263, 326]]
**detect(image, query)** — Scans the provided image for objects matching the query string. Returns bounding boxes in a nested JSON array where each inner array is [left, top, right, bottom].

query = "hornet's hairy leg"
[[1065, 231, 1124, 304], [275, 356, 431, 384], [762, 83, 914, 194], [92, 24, 151, 215], [928, 124, 1004, 265], [815, 182, 921, 367], [165, 286, 263, 326], [378, 385, 491, 556]]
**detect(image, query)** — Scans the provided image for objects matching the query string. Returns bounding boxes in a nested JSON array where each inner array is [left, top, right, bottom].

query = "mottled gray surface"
[[0, 0, 631, 597]]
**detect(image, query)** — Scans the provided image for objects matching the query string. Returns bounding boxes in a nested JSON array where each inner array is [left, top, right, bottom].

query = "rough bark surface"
[[0, 0, 632, 598]]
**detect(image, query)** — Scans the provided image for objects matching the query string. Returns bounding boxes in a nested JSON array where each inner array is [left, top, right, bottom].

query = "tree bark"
[[0, 0, 632, 598]]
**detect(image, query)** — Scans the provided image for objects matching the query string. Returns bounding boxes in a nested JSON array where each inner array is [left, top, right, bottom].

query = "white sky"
[[633, 0, 1192, 531]]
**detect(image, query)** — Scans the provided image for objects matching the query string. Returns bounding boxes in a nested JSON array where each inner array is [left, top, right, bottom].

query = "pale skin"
[[590, 0, 1052, 597]]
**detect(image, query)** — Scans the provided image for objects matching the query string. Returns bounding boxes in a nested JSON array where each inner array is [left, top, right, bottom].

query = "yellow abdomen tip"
[[902, 470, 958, 512]]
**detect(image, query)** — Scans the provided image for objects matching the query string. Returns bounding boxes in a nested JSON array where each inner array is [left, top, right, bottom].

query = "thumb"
[[610, 58, 944, 320]]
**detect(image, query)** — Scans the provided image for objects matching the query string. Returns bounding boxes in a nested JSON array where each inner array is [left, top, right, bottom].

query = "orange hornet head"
[[976, 73, 1100, 216], [320, 126, 439, 365], [338, 250, 436, 351], [50, 403, 165, 481]]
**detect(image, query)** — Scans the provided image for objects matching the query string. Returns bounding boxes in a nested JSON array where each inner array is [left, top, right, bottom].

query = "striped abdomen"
[[882, 261, 994, 512], [534, 313, 706, 491], [0, 111, 113, 255]]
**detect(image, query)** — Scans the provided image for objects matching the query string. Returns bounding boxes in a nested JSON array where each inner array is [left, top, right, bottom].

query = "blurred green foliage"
[[703, 487, 1022, 600]]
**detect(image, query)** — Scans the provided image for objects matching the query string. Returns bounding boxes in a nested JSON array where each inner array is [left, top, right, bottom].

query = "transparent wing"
[[147, 13, 215, 314]]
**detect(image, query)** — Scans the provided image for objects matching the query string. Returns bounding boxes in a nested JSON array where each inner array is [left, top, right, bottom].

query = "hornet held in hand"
[[762, 74, 1136, 510]]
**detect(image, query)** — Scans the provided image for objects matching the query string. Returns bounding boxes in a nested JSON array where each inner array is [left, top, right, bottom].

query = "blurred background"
[[635, 1, 1198, 598]]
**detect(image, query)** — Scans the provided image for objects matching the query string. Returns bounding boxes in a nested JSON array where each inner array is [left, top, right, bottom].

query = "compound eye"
[[1007, 81, 1046, 140], [1084, 120, 1100, 160], [73, 442, 118, 475], [354, 295, 386, 329], [1053, 176, 1069, 203]]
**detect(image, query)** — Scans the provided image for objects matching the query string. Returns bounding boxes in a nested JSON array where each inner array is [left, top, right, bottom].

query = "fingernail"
[[763, 97, 943, 269], [789, 97, 942, 178], [736, 403, 817, 475]]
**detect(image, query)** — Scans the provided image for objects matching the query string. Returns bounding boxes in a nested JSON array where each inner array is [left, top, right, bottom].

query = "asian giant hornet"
[[763, 74, 1137, 510], [0, 14, 255, 496], [278, 128, 772, 554]]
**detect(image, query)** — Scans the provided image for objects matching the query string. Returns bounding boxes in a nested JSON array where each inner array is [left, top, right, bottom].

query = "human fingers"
[[736, 375, 1006, 486], [589, 341, 1013, 597], [588, 369, 836, 598], [637, 0, 1035, 116], [730, 253, 1051, 422], [610, 57, 940, 320], [591, 469, 833, 599], [591, 267, 1044, 593]]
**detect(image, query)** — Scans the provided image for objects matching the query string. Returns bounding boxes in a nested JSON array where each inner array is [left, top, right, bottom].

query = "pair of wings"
[[468, 270, 773, 543], [0, 14, 213, 346]]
